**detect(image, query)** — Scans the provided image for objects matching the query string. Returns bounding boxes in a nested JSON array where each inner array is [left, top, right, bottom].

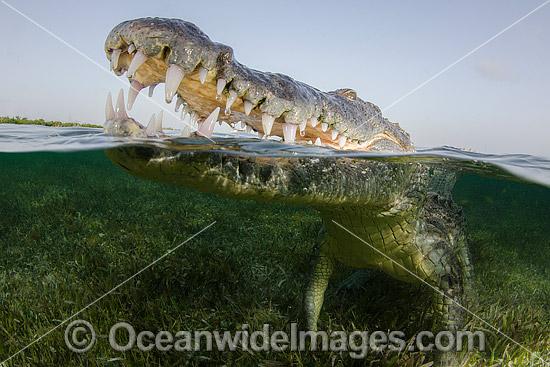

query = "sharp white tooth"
[[127, 80, 142, 110], [110, 49, 121, 71], [244, 100, 253, 115], [217, 78, 226, 96], [197, 107, 220, 138], [199, 67, 208, 84], [321, 123, 328, 132], [314, 137, 322, 146], [180, 124, 192, 137], [128, 43, 136, 55], [155, 110, 163, 132], [145, 113, 156, 136], [115, 89, 128, 119], [331, 130, 339, 140], [307, 140, 313, 144], [299, 120, 307, 136], [105, 92, 115, 120], [148, 84, 157, 97], [309, 116, 319, 127], [190, 111, 198, 127], [359, 141, 368, 148], [338, 136, 347, 148], [261, 113, 275, 135], [165, 64, 185, 103], [282, 123, 297, 144], [245, 125, 252, 134], [181, 105, 189, 120], [225, 90, 238, 115], [175, 96, 184, 112], [127, 51, 148, 78]]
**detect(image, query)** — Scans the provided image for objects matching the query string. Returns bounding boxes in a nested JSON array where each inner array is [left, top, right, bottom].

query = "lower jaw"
[[105, 87, 374, 151]]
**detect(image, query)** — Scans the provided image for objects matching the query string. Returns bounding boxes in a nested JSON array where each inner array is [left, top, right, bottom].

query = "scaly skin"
[[102, 18, 473, 366]]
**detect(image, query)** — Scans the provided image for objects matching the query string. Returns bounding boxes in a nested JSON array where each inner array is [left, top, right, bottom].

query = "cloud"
[[474, 59, 519, 82]]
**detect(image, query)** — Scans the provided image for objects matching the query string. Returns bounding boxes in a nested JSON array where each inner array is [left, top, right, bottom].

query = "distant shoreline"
[[0, 116, 102, 128]]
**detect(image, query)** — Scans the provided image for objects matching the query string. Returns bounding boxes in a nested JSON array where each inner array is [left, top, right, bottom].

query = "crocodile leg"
[[304, 241, 336, 332], [431, 285, 464, 366]]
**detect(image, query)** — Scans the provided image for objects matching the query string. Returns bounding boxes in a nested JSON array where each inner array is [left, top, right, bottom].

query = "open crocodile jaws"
[[103, 18, 471, 367], [104, 17, 413, 151]]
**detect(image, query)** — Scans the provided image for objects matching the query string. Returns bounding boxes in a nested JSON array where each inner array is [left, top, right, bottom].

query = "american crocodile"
[[102, 18, 473, 366]]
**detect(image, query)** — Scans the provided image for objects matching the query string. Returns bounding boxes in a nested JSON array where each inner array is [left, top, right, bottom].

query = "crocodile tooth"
[[115, 89, 128, 119], [245, 125, 252, 134], [299, 120, 307, 136], [244, 100, 253, 115], [309, 116, 319, 127], [148, 84, 157, 97], [180, 124, 192, 137], [127, 80, 142, 110], [127, 43, 136, 55], [127, 51, 148, 78], [199, 67, 208, 84], [216, 78, 226, 97], [175, 96, 184, 112], [110, 49, 121, 71], [321, 123, 328, 132], [180, 125, 191, 138], [181, 105, 190, 120], [307, 140, 313, 144], [197, 107, 220, 138], [145, 113, 156, 136], [189, 111, 198, 127], [225, 90, 238, 115], [314, 137, 322, 146], [282, 123, 297, 144], [105, 92, 115, 120], [261, 113, 275, 135], [155, 110, 163, 132], [338, 136, 347, 148], [331, 130, 339, 140], [165, 64, 185, 103]]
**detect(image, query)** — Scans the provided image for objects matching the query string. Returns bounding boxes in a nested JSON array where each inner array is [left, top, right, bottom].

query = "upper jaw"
[[104, 17, 414, 152]]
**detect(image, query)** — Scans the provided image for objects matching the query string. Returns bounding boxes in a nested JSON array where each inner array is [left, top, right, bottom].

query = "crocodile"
[[102, 18, 473, 366]]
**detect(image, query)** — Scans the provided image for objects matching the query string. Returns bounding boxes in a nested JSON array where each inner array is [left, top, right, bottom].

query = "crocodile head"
[[104, 17, 414, 152]]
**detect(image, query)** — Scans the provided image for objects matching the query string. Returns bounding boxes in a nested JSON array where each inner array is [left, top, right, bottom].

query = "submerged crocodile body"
[[103, 18, 472, 366]]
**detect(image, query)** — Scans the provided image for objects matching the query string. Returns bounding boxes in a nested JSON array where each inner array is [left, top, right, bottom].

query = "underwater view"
[[0, 123, 549, 366]]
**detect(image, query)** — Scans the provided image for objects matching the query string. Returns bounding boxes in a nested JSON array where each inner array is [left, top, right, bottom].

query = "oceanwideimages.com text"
[[65, 320, 485, 358]]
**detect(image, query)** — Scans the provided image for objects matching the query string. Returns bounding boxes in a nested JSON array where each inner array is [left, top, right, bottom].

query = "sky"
[[0, 0, 548, 156]]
